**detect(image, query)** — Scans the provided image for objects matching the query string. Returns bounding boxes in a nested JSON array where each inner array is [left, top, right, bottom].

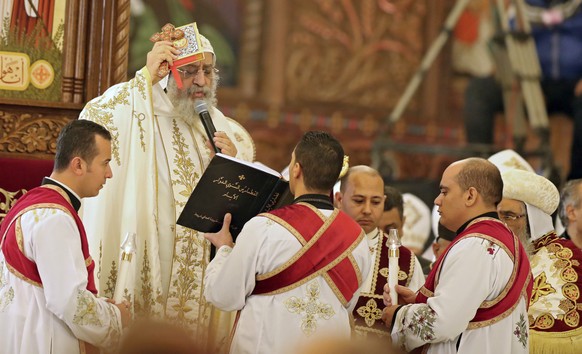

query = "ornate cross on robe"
[[149, 23, 185, 78]]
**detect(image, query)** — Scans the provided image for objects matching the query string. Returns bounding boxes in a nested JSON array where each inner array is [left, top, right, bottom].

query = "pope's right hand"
[[146, 41, 180, 85]]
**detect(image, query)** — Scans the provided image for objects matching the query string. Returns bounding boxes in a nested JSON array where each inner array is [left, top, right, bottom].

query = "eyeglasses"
[[176, 65, 219, 79], [498, 213, 526, 222]]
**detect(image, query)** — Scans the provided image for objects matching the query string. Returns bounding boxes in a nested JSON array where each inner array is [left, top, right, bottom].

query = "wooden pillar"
[[61, 0, 130, 103], [61, 0, 79, 103], [420, 0, 452, 124], [73, 0, 90, 103], [260, 0, 288, 107], [84, 0, 130, 101], [238, 0, 264, 98]]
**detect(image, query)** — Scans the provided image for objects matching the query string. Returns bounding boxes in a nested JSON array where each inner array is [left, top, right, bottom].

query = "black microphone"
[[194, 100, 220, 153]]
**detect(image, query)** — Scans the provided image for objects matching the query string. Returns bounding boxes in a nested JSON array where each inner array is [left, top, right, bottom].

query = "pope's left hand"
[[211, 131, 237, 157]]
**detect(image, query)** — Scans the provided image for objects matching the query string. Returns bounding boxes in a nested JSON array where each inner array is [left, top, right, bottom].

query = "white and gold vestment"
[[80, 67, 254, 350]]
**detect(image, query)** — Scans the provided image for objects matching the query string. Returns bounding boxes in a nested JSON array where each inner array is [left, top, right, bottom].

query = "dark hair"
[[384, 185, 404, 218], [54, 120, 111, 172], [456, 158, 503, 206], [559, 179, 582, 227], [294, 131, 344, 191]]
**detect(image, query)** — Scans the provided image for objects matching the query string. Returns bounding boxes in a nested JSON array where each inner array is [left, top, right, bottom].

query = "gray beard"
[[166, 76, 218, 125], [517, 227, 535, 260]]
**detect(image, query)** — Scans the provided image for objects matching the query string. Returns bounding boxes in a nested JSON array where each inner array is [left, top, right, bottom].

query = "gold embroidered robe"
[[79, 67, 255, 350], [529, 232, 582, 354]]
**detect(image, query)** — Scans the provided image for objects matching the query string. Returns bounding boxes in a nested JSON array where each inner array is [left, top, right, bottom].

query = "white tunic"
[[391, 237, 530, 353], [204, 209, 372, 354], [79, 68, 254, 349], [0, 205, 122, 353]]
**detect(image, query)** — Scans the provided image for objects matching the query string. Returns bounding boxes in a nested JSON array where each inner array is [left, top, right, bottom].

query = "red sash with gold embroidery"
[[416, 218, 532, 328], [0, 185, 97, 294], [353, 232, 416, 336], [529, 233, 582, 348], [251, 203, 364, 305]]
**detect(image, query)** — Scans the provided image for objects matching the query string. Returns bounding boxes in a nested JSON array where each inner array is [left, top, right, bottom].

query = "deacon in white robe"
[[0, 120, 127, 354], [334, 166, 425, 337], [79, 32, 255, 350], [0, 202, 123, 354], [204, 132, 372, 354], [205, 209, 371, 354], [382, 158, 532, 354], [387, 234, 530, 353]]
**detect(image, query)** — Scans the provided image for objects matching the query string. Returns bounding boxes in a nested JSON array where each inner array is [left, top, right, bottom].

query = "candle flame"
[[386, 229, 401, 250]]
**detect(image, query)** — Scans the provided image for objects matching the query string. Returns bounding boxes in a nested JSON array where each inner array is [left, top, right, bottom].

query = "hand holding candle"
[[386, 229, 401, 305], [113, 232, 137, 303]]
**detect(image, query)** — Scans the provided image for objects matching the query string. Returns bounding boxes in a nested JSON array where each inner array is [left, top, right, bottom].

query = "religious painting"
[[129, 0, 242, 87], [0, 0, 67, 101]]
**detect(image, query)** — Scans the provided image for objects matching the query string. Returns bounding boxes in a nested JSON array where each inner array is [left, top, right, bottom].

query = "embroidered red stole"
[[417, 218, 532, 328], [251, 203, 364, 305], [0, 185, 97, 294], [530, 233, 582, 335], [353, 231, 416, 336]]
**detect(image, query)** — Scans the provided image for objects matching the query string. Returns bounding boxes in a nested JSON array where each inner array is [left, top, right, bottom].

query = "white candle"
[[386, 229, 401, 305], [113, 232, 137, 303]]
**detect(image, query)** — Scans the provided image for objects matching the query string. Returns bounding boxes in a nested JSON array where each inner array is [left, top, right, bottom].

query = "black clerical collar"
[[561, 230, 571, 240], [456, 211, 499, 235], [292, 193, 334, 210], [42, 177, 82, 212]]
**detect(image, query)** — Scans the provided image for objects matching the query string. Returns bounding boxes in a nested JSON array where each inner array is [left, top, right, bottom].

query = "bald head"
[[339, 166, 383, 193], [435, 158, 502, 231], [336, 165, 385, 234], [454, 158, 503, 207]]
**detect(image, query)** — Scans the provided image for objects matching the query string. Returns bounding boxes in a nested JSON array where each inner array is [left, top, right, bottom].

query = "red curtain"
[[10, 0, 55, 37]]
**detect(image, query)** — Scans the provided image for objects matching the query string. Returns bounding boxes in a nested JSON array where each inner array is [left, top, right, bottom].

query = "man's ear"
[[334, 191, 343, 208], [292, 162, 303, 182], [69, 156, 85, 176], [566, 204, 577, 222], [465, 187, 478, 207], [432, 242, 439, 255]]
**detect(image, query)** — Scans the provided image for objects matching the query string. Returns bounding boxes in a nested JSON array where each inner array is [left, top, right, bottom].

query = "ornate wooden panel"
[[284, 0, 426, 111], [0, 106, 73, 157], [0, 0, 130, 160]]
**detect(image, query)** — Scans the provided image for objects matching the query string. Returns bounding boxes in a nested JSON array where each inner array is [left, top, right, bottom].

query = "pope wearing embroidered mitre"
[[78, 23, 255, 351]]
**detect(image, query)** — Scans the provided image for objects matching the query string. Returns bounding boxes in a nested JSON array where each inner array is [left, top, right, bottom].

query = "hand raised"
[[145, 41, 180, 85]]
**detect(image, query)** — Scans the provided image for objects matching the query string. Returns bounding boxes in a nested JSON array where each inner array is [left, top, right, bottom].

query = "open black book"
[[177, 153, 293, 257]]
